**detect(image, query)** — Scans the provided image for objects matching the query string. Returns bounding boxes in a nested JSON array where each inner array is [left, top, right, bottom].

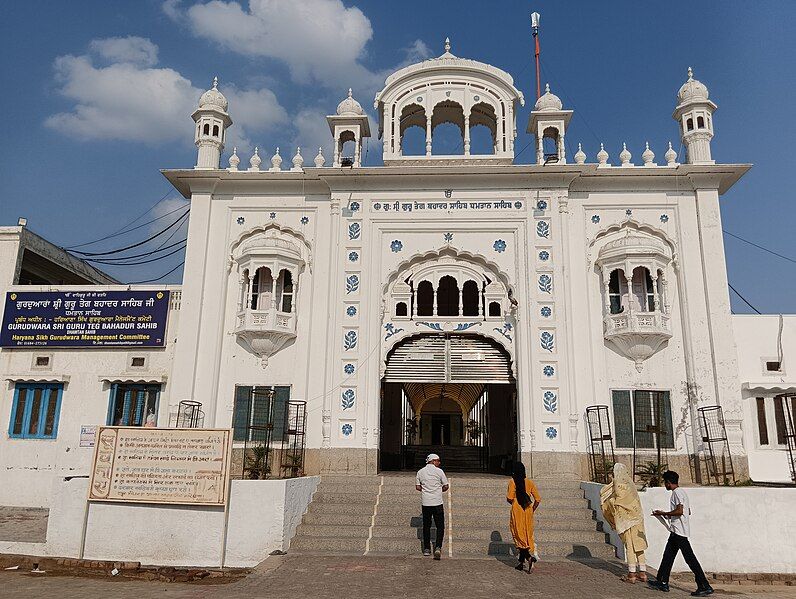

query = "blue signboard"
[[1, 290, 170, 348]]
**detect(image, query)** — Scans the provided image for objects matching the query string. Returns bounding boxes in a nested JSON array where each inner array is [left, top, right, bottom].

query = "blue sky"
[[0, 1, 794, 313]]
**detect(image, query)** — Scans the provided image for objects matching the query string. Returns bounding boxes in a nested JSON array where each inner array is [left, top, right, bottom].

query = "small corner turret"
[[192, 77, 232, 169], [673, 67, 716, 165]]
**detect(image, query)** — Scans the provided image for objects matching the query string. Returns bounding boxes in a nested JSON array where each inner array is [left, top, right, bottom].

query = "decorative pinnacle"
[[348, 88, 353, 98], [687, 66, 693, 81], [444, 37, 451, 52], [600, 143, 604, 150], [212, 76, 218, 89], [545, 83, 550, 94]]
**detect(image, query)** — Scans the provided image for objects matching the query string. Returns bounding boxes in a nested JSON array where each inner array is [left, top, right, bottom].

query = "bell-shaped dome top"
[[534, 83, 563, 112], [336, 88, 364, 116], [677, 67, 709, 104], [199, 76, 228, 112]]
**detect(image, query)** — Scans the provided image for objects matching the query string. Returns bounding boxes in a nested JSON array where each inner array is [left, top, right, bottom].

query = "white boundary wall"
[[1, 475, 319, 568], [582, 482, 796, 573]]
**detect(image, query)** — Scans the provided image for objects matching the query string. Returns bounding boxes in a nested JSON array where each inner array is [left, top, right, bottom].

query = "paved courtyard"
[[2, 555, 795, 599]]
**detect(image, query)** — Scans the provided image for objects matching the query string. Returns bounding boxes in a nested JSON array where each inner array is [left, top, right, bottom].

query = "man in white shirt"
[[649, 470, 713, 597], [416, 453, 449, 560]]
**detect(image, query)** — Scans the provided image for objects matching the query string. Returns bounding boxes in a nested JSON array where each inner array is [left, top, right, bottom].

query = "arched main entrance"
[[379, 333, 517, 473]]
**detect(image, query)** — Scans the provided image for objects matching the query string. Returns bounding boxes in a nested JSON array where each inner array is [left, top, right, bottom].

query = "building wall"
[[733, 314, 796, 482], [0, 285, 181, 506]]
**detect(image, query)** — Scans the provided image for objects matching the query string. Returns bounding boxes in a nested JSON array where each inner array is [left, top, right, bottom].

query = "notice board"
[[88, 427, 232, 505]]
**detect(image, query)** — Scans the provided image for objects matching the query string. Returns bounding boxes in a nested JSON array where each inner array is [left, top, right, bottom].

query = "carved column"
[[425, 115, 433, 156], [651, 270, 660, 312], [464, 115, 471, 156], [247, 271, 256, 310], [558, 133, 566, 163]]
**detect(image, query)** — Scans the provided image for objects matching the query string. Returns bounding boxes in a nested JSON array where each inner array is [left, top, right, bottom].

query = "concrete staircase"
[[403, 445, 485, 471], [291, 473, 616, 559]]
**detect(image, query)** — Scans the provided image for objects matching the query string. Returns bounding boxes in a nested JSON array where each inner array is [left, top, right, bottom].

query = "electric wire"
[[65, 190, 183, 249], [88, 242, 187, 266], [723, 229, 796, 266], [84, 237, 188, 263], [728, 282, 761, 315], [127, 260, 185, 284], [70, 209, 190, 257]]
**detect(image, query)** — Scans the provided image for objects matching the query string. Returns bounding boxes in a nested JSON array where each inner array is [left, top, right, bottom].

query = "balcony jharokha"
[[597, 230, 673, 371]]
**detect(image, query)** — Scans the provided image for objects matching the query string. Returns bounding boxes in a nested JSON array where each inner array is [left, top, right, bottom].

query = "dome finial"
[[212, 76, 218, 89], [348, 88, 353, 98], [687, 66, 693, 81], [545, 83, 550, 93], [444, 37, 451, 53]]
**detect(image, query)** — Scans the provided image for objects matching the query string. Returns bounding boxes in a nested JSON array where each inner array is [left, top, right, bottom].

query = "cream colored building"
[[2, 42, 795, 509]]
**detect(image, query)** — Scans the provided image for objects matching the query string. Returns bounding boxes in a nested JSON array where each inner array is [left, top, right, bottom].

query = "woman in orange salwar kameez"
[[506, 462, 541, 572]]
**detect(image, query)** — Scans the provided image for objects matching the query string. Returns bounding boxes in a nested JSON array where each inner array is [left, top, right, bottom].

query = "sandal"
[[621, 574, 638, 584], [637, 572, 648, 583]]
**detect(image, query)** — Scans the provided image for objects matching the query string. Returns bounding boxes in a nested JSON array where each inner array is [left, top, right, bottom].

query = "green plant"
[[637, 461, 668, 488], [247, 444, 271, 480]]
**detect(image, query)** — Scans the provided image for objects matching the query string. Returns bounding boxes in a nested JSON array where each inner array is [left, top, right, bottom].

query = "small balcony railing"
[[603, 311, 671, 337], [236, 309, 296, 335]]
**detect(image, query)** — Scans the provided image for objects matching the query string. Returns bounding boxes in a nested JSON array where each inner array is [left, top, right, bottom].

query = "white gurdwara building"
[[3, 41, 796, 508]]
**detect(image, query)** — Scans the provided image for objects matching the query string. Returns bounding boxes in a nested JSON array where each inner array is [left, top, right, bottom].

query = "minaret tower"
[[673, 67, 716, 165], [192, 77, 232, 169], [326, 89, 370, 167], [527, 83, 573, 165]]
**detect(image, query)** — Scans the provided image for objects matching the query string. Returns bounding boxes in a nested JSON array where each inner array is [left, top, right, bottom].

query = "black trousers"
[[422, 504, 445, 551], [656, 532, 710, 589]]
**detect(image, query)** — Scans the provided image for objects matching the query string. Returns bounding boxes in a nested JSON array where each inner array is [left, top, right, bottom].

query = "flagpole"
[[531, 12, 541, 100]]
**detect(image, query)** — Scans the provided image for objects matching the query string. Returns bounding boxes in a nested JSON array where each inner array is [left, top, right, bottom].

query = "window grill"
[[586, 405, 616, 484], [697, 405, 736, 485], [170, 400, 204, 428]]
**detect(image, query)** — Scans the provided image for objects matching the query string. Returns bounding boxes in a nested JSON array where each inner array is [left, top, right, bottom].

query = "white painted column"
[[425, 115, 432, 156]]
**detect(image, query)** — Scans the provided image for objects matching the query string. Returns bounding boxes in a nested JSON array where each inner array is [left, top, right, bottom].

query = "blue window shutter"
[[121, 388, 132, 425], [107, 383, 118, 425], [9, 385, 25, 437], [233, 386, 252, 441], [612, 390, 633, 448]]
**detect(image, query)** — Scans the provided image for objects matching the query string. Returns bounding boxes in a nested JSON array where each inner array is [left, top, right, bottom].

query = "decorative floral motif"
[[543, 391, 558, 413], [300, 216, 309, 224], [384, 323, 404, 340], [236, 216, 245, 225], [343, 330, 358, 350], [493, 239, 507, 253], [344, 363, 355, 375], [350, 201, 360, 212], [591, 215, 600, 224], [514, 201, 523, 209], [416, 322, 443, 331], [536, 221, 550, 238], [540, 306, 552, 318], [543, 365, 555, 377], [443, 232, 454, 242], [346, 306, 357, 317], [538, 274, 552, 294], [348, 251, 359, 262], [455, 322, 480, 331], [625, 209, 633, 217], [660, 214, 669, 223], [545, 426, 558, 440], [341, 423, 353, 436], [269, 212, 277, 219], [541, 331, 555, 352], [493, 322, 513, 341], [346, 275, 359, 294], [348, 222, 361, 240], [536, 199, 548, 210], [341, 389, 355, 410], [538, 250, 550, 261], [390, 240, 403, 253]]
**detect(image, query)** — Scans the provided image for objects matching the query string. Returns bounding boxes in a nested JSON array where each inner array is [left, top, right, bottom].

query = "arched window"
[[462, 280, 479, 316], [608, 269, 624, 314], [488, 301, 501, 317], [399, 104, 426, 156], [431, 101, 465, 156], [395, 302, 408, 317], [437, 275, 460, 316], [203, 123, 210, 135], [630, 267, 654, 312], [644, 269, 655, 311], [252, 267, 273, 310], [212, 124, 220, 137], [697, 116, 705, 129], [277, 269, 294, 313], [656, 269, 665, 313], [686, 118, 694, 132], [417, 281, 434, 316]]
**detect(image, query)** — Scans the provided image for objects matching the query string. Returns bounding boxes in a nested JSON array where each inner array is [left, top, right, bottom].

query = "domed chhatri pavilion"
[[3, 39, 794, 514]]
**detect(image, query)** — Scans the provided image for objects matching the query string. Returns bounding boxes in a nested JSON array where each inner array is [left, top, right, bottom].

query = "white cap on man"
[[426, 453, 440, 463]]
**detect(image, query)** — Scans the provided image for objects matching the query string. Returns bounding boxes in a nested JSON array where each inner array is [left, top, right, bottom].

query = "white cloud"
[[165, 0, 432, 99], [45, 37, 288, 148], [89, 36, 159, 67]]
